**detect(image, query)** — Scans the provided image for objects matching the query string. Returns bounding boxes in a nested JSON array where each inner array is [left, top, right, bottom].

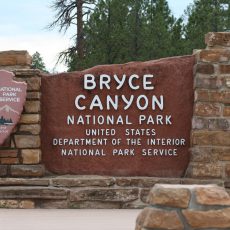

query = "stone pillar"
[[0, 51, 31, 71], [0, 51, 44, 177], [187, 33, 230, 187]]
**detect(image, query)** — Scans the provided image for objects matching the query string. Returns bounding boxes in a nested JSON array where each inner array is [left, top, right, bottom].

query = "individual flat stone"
[[192, 117, 208, 130], [182, 208, 230, 229], [38, 200, 68, 209], [0, 158, 19, 165], [190, 146, 217, 162], [10, 165, 45, 177], [220, 64, 230, 74], [19, 200, 35, 209], [226, 164, 230, 178], [181, 178, 224, 186], [0, 178, 49, 186], [224, 106, 230, 116], [70, 188, 139, 202], [208, 118, 230, 131], [0, 187, 67, 199], [209, 91, 230, 104], [140, 189, 151, 203], [195, 186, 230, 206], [122, 200, 146, 209], [187, 162, 222, 178], [21, 149, 41, 164], [205, 32, 230, 47], [136, 207, 184, 230], [26, 92, 41, 100], [226, 78, 230, 88], [0, 165, 7, 176], [24, 101, 40, 113], [224, 180, 230, 188], [115, 177, 180, 187], [218, 147, 230, 161], [14, 69, 40, 76], [136, 208, 150, 228], [194, 102, 222, 117], [193, 118, 229, 131], [147, 184, 191, 208], [19, 124, 41, 135], [52, 176, 115, 187], [227, 189, 230, 196], [199, 49, 230, 63], [195, 75, 223, 89], [192, 131, 230, 146], [15, 135, 40, 148], [0, 51, 31, 66], [0, 199, 34, 209], [19, 114, 40, 124], [196, 63, 214, 74], [0, 199, 18, 208], [0, 150, 18, 158]]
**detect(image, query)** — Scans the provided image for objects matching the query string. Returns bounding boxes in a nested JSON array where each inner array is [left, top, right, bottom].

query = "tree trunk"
[[213, 0, 218, 32], [133, 0, 140, 60], [107, 0, 112, 64], [77, 0, 84, 67]]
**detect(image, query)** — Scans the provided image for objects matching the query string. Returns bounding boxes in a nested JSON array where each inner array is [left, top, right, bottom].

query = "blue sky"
[[0, 0, 193, 72]]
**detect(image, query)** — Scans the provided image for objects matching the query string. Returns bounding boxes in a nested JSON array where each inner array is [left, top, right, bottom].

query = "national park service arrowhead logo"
[[0, 70, 27, 145]]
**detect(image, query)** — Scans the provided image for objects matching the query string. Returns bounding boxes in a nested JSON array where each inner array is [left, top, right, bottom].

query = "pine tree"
[[170, 18, 187, 56], [127, 0, 145, 61], [142, 0, 175, 60], [69, 0, 179, 70], [31, 52, 48, 73], [73, 0, 131, 69], [184, 0, 229, 52]]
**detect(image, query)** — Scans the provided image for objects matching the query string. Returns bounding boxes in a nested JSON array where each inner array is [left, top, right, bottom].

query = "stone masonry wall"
[[0, 177, 224, 209], [136, 184, 230, 230], [0, 34, 229, 209], [0, 51, 44, 178], [187, 33, 230, 193]]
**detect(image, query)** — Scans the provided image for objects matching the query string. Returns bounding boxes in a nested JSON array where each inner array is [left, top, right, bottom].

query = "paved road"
[[0, 209, 140, 230]]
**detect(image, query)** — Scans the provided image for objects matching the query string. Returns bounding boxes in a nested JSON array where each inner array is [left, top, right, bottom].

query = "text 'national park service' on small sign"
[[0, 70, 27, 145]]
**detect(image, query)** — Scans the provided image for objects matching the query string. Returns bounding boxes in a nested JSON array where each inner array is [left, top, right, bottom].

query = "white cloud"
[[0, 33, 72, 72]]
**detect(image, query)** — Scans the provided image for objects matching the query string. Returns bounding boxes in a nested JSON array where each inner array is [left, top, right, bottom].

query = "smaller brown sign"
[[0, 70, 27, 145]]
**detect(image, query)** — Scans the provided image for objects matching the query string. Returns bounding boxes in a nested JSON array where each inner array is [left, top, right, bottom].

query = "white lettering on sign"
[[0, 87, 22, 92], [75, 95, 164, 111], [84, 74, 155, 90], [66, 115, 172, 125], [76, 74, 163, 111], [52, 71, 188, 161]]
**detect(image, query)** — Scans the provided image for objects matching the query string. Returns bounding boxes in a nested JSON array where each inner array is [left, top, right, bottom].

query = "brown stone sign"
[[41, 56, 195, 176], [0, 70, 27, 145]]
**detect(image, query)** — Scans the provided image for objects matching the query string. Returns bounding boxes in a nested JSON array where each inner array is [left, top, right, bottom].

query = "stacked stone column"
[[0, 51, 44, 177], [187, 33, 230, 190]]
